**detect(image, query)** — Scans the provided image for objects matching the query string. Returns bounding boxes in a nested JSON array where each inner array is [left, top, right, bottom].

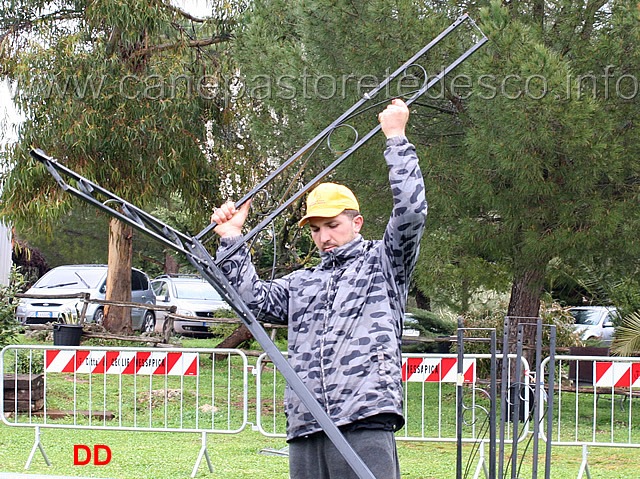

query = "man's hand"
[[378, 98, 410, 139], [210, 200, 252, 238]]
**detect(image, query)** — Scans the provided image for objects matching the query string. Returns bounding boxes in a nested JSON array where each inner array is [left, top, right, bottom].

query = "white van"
[[16, 264, 157, 332]]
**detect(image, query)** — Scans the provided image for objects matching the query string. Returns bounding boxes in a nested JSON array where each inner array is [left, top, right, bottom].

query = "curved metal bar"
[[250, 187, 274, 217], [326, 123, 359, 155], [462, 403, 489, 427]]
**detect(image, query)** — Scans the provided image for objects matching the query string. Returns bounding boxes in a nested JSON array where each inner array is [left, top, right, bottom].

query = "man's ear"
[[353, 215, 364, 233]]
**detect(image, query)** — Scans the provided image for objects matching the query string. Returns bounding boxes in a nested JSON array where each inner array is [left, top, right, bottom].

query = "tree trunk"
[[103, 218, 133, 335], [164, 251, 179, 274], [460, 277, 471, 314], [506, 263, 547, 369], [414, 287, 431, 311], [215, 324, 253, 350], [213, 324, 254, 361]]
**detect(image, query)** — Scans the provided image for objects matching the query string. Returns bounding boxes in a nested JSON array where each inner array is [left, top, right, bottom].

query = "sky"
[[0, 80, 22, 148]]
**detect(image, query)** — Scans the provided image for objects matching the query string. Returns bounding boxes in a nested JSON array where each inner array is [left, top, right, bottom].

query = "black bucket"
[[53, 324, 84, 346]]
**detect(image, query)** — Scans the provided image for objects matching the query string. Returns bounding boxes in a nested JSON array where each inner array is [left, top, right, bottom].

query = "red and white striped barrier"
[[45, 350, 199, 376], [402, 357, 476, 384], [595, 361, 640, 388]]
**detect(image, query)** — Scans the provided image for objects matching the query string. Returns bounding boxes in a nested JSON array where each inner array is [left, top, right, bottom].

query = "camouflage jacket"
[[216, 136, 427, 440]]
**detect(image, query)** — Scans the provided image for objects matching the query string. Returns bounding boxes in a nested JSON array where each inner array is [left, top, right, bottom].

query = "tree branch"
[[412, 100, 457, 115], [581, 0, 608, 40], [3, 9, 82, 35], [160, 0, 209, 23], [129, 34, 233, 58]]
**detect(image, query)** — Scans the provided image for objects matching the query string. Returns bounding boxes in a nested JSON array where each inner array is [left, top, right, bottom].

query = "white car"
[[569, 306, 618, 346], [151, 275, 230, 336], [403, 312, 420, 338], [16, 264, 157, 332]]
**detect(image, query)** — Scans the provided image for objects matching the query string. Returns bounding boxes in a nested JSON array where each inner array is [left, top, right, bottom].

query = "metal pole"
[[532, 317, 543, 479], [29, 15, 489, 478], [191, 431, 214, 478], [25, 426, 50, 469], [211, 31, 489, 264], [456, 321, 465, 479], [498, 316, 510, 479], [489, 329, 497, 479], [196, 13, 488, 250], [185, 239, 377, 479], [511, 325, 524, 479], [545, 325, 557, 479]]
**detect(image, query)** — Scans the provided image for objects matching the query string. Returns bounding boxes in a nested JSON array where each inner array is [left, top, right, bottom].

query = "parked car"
[[16, 264, 157, 332], [403, 312, 420, 338], [151, 274, 230, 336], [569, 306, 618, 346]]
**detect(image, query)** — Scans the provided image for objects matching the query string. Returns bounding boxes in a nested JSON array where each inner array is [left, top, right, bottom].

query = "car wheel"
[[142, 311, 155, 333], [94, 308, 104, 325]]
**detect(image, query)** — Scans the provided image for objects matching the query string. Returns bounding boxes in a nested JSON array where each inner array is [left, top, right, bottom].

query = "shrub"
[[0, 266, 26, 348], [408, 308, 457, 336], [402, 308, 457, 354], [459, 301, 580, 354]]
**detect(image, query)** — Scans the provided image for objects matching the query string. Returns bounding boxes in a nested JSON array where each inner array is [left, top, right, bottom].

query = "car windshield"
[[571, 309, 602, 326], [174, 281, 222, 301], [35, 268, 105, 289]]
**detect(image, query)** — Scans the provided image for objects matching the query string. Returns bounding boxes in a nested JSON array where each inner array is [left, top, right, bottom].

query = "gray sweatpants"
[[288, 429, 401, 479]]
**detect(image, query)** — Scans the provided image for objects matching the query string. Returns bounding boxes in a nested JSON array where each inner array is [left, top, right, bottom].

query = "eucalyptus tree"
[[234, 0, 640, 354], [0, 1, 245, 333]]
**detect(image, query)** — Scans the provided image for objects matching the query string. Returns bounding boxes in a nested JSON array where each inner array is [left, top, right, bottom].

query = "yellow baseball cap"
[[298, 182, 360, 227]]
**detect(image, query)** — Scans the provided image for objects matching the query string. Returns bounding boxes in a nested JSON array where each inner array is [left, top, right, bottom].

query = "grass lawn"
[[1, 423, 639, 478], [2, 336, 639, 477]]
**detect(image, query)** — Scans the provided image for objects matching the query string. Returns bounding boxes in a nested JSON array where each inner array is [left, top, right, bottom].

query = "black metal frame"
[[203, 13, 488, 264], [30, 14, 487, 479]]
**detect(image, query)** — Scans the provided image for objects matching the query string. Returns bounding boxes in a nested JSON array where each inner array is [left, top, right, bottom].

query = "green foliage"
[[549, 256, 640, 356], [0, 266, 26, 348], [207, 308, 238, 339], [56, 307, 81, 325], [233, 0, 640, 323], [611, 311, 640, 356], [460, 301, 580, 355], [5, 0, 640, 337], [14, 349, 44, 374], [414, 231, 512, 314], [15, 204, 109, 269], [0, 0, 243, 233], [554, 259, 640, 317], [402, 308, 457, 354], [408, 308, 457, 337]]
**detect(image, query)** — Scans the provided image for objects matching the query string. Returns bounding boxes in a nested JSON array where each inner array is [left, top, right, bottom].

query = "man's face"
[[308, 212, 363, 252]]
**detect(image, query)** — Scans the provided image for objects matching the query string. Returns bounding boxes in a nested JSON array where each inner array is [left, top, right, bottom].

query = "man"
[[211, 98, 427, 479]]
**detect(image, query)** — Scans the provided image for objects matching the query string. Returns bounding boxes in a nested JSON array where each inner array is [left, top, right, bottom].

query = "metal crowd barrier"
[[541, 354, 640, 479], [1, 344, 248, 477], [5, 344, 639, 479], [254, 352, 531, 444]]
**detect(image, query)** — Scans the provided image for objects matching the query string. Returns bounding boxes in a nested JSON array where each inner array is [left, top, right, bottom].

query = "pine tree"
[[233, 0, 640, 357]]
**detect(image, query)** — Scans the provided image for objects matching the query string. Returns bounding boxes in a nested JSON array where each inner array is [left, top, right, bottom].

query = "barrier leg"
[[191, 431, 214, 478], [25, 426, 51, 469], [472, 442, 490, 479], [576, 444, 591, 479]]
